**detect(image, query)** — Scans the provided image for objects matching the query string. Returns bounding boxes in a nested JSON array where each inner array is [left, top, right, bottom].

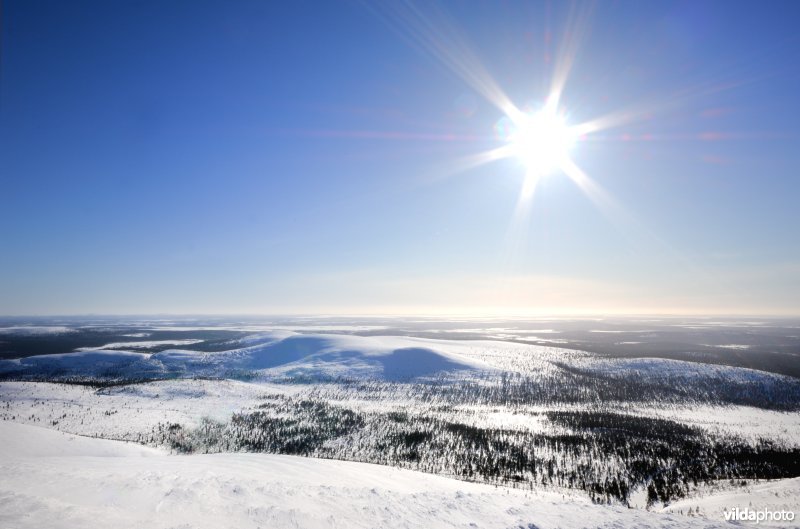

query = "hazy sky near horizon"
[[2, 1, 800, 316]]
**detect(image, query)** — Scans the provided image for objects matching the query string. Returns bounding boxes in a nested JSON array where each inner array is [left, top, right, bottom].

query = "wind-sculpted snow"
[[1, 421, 162, 458], [2, 373, 799, 519], [0, 420, 740, 529], [661, 478, 800, 526]]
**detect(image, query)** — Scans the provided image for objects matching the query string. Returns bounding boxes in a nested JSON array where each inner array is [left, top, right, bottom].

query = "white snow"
[[0, 333, 497, 381], [0, 350, 152, 378], [0, 380, 286, 439], [0, 420, 740, 529], [76, 339, 205, 351], [583, 356, 792, 384], [1, 421, 162, 458], [0, 325, 75, 335], [662, 478, 800, 527], [628, 404, 800, 446]]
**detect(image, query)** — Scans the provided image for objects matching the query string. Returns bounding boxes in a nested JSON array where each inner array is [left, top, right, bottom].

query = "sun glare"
[[509, 109, 576, 176]]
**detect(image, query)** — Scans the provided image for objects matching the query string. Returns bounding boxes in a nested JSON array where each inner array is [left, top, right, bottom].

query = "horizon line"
[[1, 311, 799, 320]]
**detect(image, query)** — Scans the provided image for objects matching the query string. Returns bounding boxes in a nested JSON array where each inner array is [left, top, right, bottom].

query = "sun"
[[508, 108, 577, 177]]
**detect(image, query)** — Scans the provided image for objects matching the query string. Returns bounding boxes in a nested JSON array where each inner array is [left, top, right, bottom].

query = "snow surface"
[[1, 421, 162, 458], [0, 325, 74, 335], [662, 478, 800, 528], [582, 355, 793, 384], [628, 404, 800, 446], [0, 420, 742, 529], [3, 369, 797, 448], [2, 329, 797, 528], [0, 380, 286, 439], [0, 333, 496, 381], [76, 339, 206, 351], [10, 331, 784, 386]]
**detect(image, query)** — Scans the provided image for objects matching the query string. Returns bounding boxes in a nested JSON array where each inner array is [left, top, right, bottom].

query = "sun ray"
[[558, 158, 722, 290], [558, 157, 617, 214], [286, 128, 484, 142], [420, 144, 517, 185], [571, 73, 767, 138], [547, 2, 594, 112], [365, 1, 524, 122], [360, 0, 766, 303], [498, 170, 541, 279]]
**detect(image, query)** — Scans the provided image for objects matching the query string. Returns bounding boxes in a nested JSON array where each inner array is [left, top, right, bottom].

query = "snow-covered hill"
[[0, 421, 740, 529], [0, 332, 494, 381], [2, 329, 797, 525]]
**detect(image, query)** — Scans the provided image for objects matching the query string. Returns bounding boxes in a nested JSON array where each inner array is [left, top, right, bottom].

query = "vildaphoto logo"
[[723, 507, 795, 524]]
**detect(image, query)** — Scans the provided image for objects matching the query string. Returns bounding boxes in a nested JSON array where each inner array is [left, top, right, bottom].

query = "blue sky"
[[2, 0, 799, 316]]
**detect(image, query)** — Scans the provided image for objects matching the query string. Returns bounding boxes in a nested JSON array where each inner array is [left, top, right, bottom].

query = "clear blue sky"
[[2, 0, 799, 316]]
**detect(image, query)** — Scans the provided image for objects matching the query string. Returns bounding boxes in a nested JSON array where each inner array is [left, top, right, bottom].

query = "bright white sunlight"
[[508, 106, 577, 177]]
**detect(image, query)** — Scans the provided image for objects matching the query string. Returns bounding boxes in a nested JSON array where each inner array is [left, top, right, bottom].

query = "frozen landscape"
[[5, 419, 790, 529], [5, 0, 800, 526], [0, 317, 798, 528]]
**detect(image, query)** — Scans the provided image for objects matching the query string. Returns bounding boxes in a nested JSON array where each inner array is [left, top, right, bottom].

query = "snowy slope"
[[0, 421, 736, 529], [0, 332, 494, 381], [1, 421, 162, 458], [662, 478, 800, 528], [0, 379, 285, 439], [4, 331, 791, 390]]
